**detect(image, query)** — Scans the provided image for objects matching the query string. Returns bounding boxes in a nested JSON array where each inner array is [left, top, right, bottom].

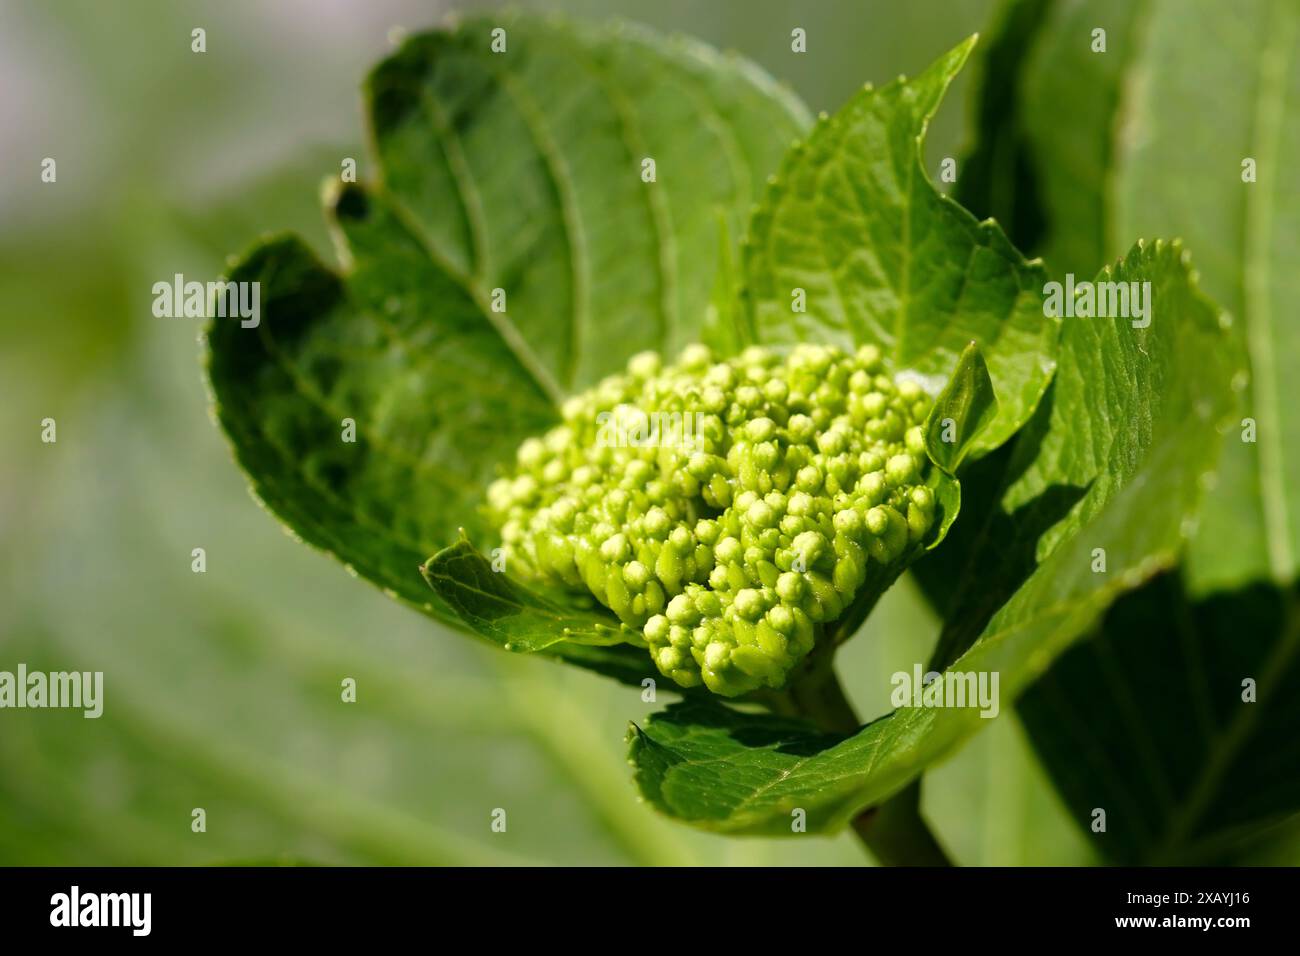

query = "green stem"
[[851, 782, 953, 867], [782, 645, 953, 867]]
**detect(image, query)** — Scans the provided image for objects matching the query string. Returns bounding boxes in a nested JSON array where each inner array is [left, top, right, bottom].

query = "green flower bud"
[[907, 501, 933, 543], [786, 414, 816, 443], [605, 572, 633, 617], [779, 515, 805, 537], [861, 392, 887, 418], [833, 552, 864, 593], [715, 536, 743, 565], [794, 465, 822, 493], [768, 605, 796, 635], [833, 508, 864, 536], [734, 588, 766, 621], [763, 378, 789, 404], [693, 588, 722, 618], [747, 416, 777, 442], [787, 491, 814, 516], [643, 507, 671, 538], [623, 560, 650, 590], [886, 453, 918, 486], [817, 428, 846, 455], [600, 533, 631, 563], [628, 350, 662, 380], [679, 344, 713, 369], [488, 339, 934, 698], [747, 499, 776, 529], [705, 472, 732, 508], [644, 580, 666, 614], [791, 530, 826, 568], [644, 614, 669, 644], [865, 506, 909, 564], [776, 571, 806, 603], [666, 593, 700, 625], [855, 344, 883, 370], [898, 378, 924, 403]]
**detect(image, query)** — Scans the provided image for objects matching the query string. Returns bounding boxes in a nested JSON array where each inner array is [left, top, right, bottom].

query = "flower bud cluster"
[[487, 343, 934, 696]]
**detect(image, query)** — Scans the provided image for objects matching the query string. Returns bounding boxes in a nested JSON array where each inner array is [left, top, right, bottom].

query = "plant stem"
[[784, 646, 953, 866], [782, 643, 861, 733], [852, 782, 953, 867]]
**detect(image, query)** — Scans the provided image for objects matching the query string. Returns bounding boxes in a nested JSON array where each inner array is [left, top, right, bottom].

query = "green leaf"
[[1014, 0, 1300, 594], [420, 535, 630, 652], [890, 342, 996, 588], [975, 0, 1300, 861], [922, 3, 1135, 604], [1112, 0, 1300, 593], [702, 211, 746, 356], [742, 37, 1058, 456], [952, 0, 1052, 247], [204, 13, 810, 677], [628, 702, 849, 834], [630, 241, 1240, 834], [1016, 0, 1145, 279], [924, 341, 998, 474], [1020, 574, 1300, 864]]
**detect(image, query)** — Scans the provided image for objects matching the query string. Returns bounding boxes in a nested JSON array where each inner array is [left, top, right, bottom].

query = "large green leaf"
[[630, 241, 1240, 834], [1017, 0, 1300, 594], [1017, 0, 1145, 279], [952, 0, 1052, 246], [5, 0, 1142, 872], [912, 0, 1143, 631], [204, 13, 810, 677], [978, 0, 1300, 861], [1111, 0, 1300, 592], [1020, 574, 1300, 864], [742, 37, 1057, 456]]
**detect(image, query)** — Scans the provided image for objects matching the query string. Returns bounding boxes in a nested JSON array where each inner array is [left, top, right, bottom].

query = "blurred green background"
[[0, 0, 1097, 865]]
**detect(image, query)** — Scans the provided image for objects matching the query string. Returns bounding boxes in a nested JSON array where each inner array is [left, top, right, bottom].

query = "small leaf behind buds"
[[925, 341, 998, 475]]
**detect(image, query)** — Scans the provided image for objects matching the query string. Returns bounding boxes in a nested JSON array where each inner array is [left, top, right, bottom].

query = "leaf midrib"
[[417, 85, 490, 283]]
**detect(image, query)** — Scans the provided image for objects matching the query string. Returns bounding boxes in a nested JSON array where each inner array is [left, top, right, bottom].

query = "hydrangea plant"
[[205, 13, 1243, 863], [488, 342, 938, 695]]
